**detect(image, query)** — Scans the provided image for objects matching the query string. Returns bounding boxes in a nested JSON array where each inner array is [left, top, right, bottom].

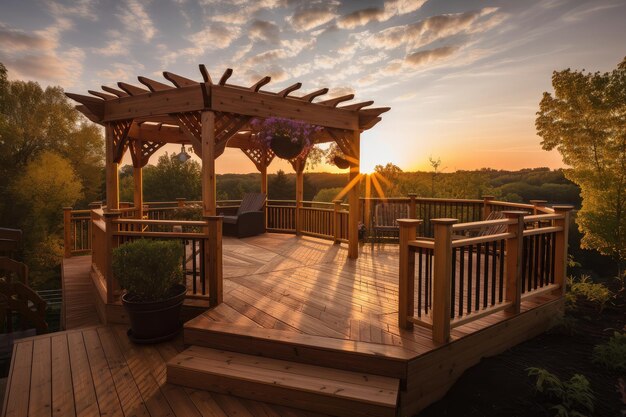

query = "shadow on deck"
[[3, 234, 563, 417]]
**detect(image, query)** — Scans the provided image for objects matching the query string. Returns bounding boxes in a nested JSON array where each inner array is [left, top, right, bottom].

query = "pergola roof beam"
[[277, 83, 302, 97], [163, 71, 198, 88], [250, 76, 271, 92], [65, 93, 104, 118], [340, 101, 374, 111], [118, 82, 150, 96], [318, 94, 354, 107], [101, 86, 128, 97], [300, 88, 329, 102], [218, 68, 233, 85], [199, 64, 212, 84], [138, 76, 174, 92], [88, 90, 117, 100]]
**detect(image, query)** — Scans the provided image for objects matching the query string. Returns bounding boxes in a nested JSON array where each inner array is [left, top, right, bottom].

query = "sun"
[[359, 155, 378, 174]]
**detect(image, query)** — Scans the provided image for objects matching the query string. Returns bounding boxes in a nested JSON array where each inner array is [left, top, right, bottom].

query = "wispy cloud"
[[0, 23, 55, 52], [289, 5, 338, 32], [249, 19, 280, 43], [47, 0, 99, 21], [337, 0, 428, 29], [91, 30, 129, 56], [117, 0, 156, 42]]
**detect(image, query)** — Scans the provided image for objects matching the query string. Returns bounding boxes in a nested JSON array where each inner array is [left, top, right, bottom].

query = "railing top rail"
[[113, 219, 208, 227], [523, 213, 564, 222], [523, 226, 563, 237], [452, 218, 515, 231], [408, 239, 435, 249], [113, 231, 208, 239], [451, 232, 514, 248]]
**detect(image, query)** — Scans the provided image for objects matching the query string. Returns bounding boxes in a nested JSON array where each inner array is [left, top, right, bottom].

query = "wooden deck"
[[5, 234, 563, 417], [61, 256, 100, 330]]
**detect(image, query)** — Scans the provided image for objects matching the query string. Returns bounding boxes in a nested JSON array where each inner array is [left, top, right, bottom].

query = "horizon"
[[1, 0, 624, 174]]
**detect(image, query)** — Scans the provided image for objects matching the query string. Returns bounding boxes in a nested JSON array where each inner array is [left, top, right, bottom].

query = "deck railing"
[[83, 208, 222, 306], [398, 205, 572, 343]]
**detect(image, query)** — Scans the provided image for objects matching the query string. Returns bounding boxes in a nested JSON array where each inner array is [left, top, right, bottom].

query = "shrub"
[[567, 275, 612, 312], [592, 332, 626, 372], [112, 239, 183, 302], [527, 367, 594, 417]]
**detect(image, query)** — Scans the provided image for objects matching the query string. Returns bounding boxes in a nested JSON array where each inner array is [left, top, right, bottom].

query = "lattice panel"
[[109, 119, 133, 163], [214, 111, 251, 157], [129, 139, 165, 168], [176, 111, 202, 142], [242, 147, 275, 171], [327, 128, 356, 160]]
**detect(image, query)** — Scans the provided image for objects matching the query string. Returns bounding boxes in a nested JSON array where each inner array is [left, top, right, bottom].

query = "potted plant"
[[251, 117, 321, 159], [112, 239, 186, 343], [326, 143, 350, 169]]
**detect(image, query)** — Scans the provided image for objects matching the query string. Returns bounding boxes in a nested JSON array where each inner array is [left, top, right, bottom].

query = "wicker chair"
[[221, 193, 266, 238], [373, 203, 409, 241]]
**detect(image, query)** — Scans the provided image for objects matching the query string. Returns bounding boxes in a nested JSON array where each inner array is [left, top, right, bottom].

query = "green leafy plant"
[[548, 315, 580, 336], [527, 367, 595, 417], [112, 239, 183, 302], [567, 275, 612, 312], [592, 331, 626, 372]]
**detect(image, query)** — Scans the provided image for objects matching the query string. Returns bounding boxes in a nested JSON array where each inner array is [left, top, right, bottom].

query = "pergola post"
[[260, 149, 268, 195], [201, 111, 217, 216], [133, 166, 143, 219], [105, 124, 119, 211], [295, 159, 304, 236], [348, 130, 361, 259]]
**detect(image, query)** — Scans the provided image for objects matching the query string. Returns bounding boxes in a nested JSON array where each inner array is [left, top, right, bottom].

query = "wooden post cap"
[[332, 199, 343, 204], [103, 210, 121, 218], [553, 205, 574, 211], [408, 193, 417, 198], [529, 200, 547, 205], [430, 218, 458, 225], [482, 195, 495, 200], [63, 207, 72, 211], [397, 219, 422, 226]]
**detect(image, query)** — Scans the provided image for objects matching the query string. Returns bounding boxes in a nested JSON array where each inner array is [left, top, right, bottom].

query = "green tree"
[[268, 170, 294, 200], [536, 56, 626, 276], [142, 153, 202, 201], [11, 152, 83, 287]]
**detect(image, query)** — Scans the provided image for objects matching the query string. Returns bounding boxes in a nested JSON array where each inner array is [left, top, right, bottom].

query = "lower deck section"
[[15, 234, 563, 417]]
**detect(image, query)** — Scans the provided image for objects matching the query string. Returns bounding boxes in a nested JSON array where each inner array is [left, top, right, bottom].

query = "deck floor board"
[[6, 234, 561, 417]]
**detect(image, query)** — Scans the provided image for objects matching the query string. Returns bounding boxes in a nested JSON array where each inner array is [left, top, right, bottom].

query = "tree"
[[428, 156, 442, 197], [142, 153, 202, 201], [268, 170, 294, 200], [536, 56, 626, 277]]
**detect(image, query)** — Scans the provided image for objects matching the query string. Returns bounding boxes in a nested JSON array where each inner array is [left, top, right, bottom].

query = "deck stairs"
[[166, 316, 413, 417]]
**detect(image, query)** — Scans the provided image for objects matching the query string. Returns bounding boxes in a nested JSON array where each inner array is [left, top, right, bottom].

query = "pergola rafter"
[[67, 64, 390, 260]]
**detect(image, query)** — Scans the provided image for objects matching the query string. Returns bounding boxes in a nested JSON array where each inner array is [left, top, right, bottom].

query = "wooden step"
[[184, 318, 413, 378], [167, 346, 400, 417]]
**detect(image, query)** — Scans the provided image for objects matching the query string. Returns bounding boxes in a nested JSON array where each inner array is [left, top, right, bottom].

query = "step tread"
[[185, 317, 414, 361], [168, 346, 400, 408]]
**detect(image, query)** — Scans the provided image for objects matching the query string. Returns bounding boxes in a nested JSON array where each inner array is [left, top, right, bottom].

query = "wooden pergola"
[[66, 65, 389, 259]]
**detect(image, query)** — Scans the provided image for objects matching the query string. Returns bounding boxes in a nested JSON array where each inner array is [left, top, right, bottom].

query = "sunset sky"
[[1, 0, 624, 174]]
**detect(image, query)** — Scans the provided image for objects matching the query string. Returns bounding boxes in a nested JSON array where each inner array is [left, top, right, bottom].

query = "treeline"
[[120, 155, 580, 208]]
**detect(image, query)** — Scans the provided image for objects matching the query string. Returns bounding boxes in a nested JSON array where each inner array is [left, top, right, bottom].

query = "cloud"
[[336, 0, 428, 29], [368, 8, 502, 51], [6, 47, 85, 86], [47, 0, 98, 21], [337, 8, 385, 29], [91, 31, 129, 56], [96, 62, 143, 82], [162, 23, 242, 65], [0, 24, 55, 52], [117, 0, 156, 42], [404, 46, 459, 67], [249, 20, 280, 43], [289, 7, 338, 32]]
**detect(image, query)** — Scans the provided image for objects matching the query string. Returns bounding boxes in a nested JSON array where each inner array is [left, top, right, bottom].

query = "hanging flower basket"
[[251, 117, 321, 160], [271, 135, 304, 159], [333, 156, 350, 169]]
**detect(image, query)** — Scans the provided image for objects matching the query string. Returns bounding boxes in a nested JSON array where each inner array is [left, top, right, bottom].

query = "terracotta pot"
[[271, 135, 303, 159], [122, 283, 186, 343], [333, 156, 350, 169]]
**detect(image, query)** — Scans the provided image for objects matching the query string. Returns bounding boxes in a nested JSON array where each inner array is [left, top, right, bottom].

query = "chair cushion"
[[222, 216, 237, 224]]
